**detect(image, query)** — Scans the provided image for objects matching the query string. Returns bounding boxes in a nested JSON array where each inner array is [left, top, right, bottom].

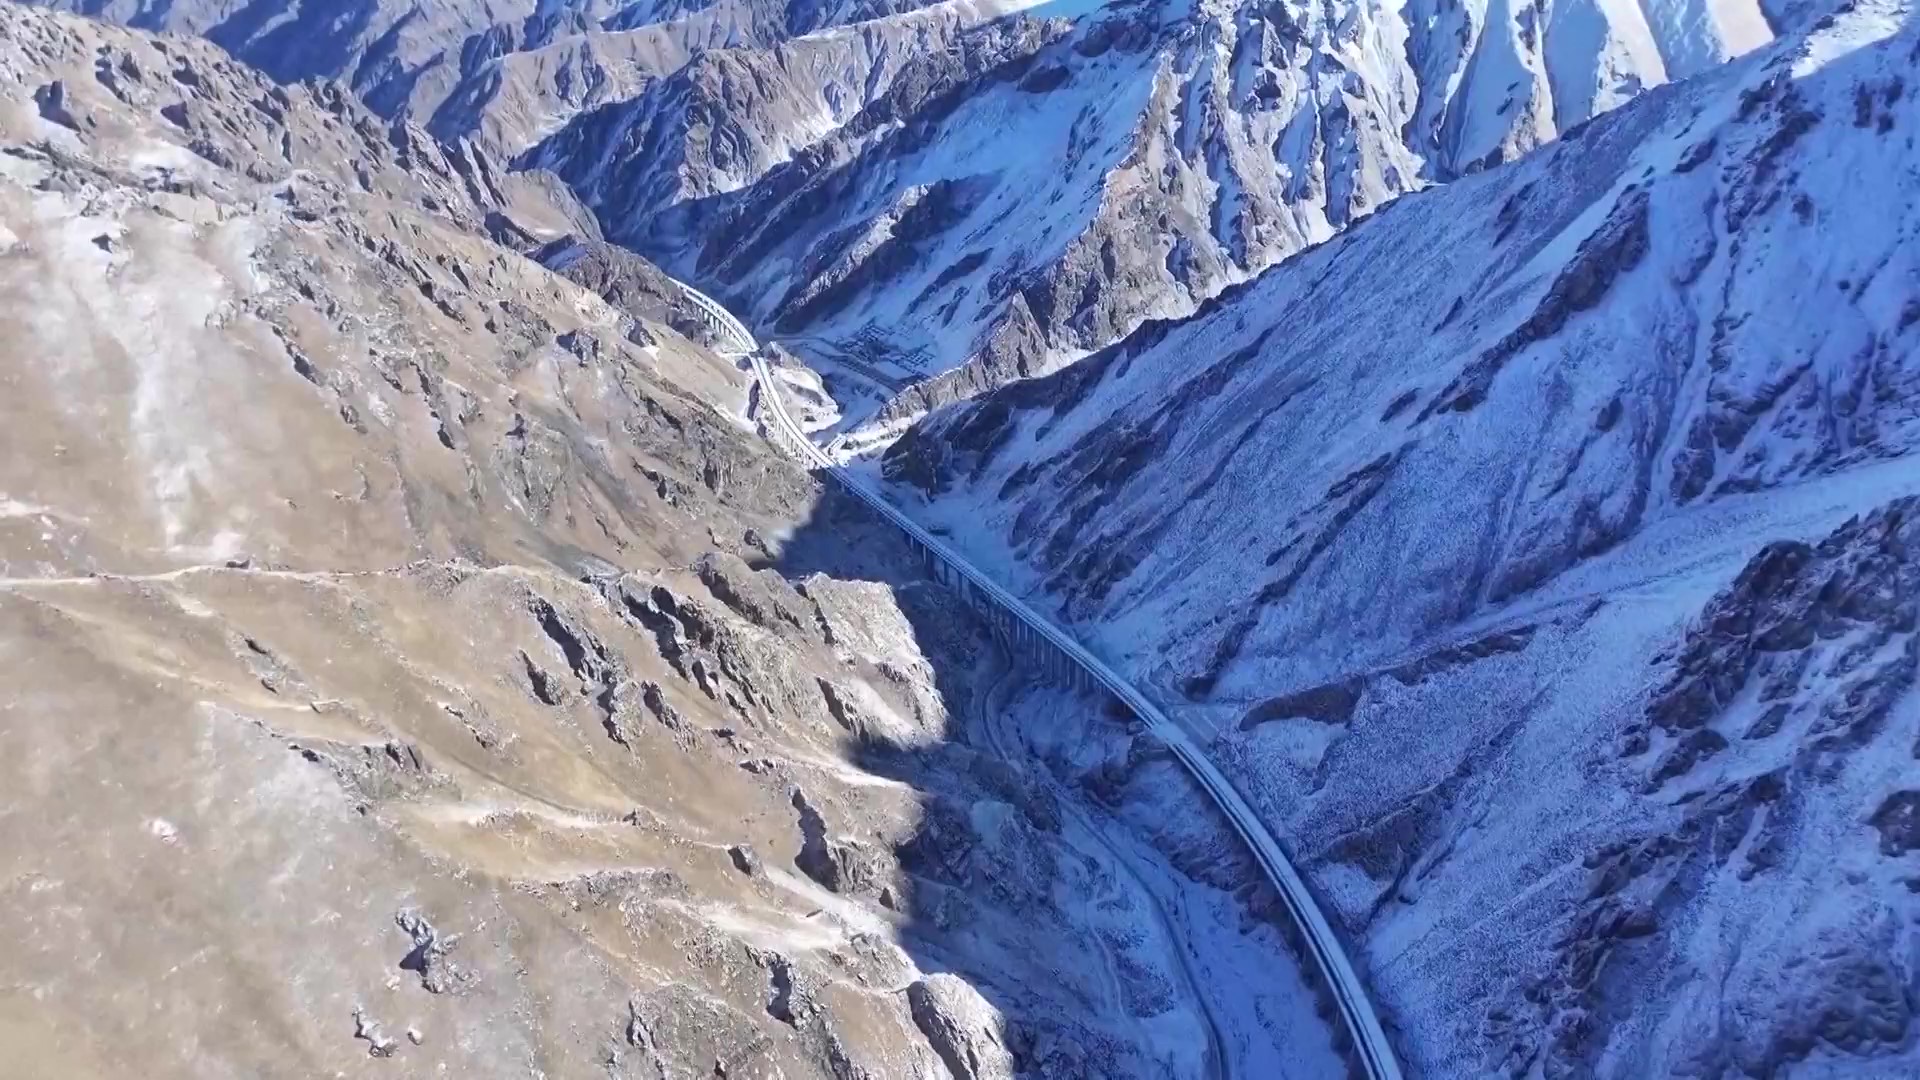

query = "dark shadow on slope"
[[765, 467, 1341, 1077], [767, 475, 1127, 1074], [206, 0, 385, 86], [771, 487, 1028, 953]]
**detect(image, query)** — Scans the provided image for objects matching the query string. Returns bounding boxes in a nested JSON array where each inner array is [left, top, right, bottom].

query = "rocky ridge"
[[518, 0, 1783, 432], [37, 0, 962, 152]]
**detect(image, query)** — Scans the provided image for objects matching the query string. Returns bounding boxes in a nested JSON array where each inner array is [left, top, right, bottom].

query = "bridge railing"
[[679, 287, 755, 356]]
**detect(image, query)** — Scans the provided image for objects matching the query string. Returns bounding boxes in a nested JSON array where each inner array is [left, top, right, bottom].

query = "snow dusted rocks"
[[887, 0, 1920, 1074], [29, 0, 951, 153], [890, 0, 1920, 704], [1633, 500, 1920, 778], [508, 0, 1776, 430], [1504, 497, 1920, 1076]]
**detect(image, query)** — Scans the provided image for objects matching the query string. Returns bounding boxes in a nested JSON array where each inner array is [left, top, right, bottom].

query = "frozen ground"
[[970, 646, 1345, 1078]]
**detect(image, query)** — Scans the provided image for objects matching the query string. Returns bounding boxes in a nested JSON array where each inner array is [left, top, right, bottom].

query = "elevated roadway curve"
[[682, 282, 1405, 1080]]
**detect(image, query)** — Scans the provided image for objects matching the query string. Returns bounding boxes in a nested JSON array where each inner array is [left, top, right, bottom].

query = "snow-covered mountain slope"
[[525, 0, 1781, 431], [884, 0, 1920, 1073]]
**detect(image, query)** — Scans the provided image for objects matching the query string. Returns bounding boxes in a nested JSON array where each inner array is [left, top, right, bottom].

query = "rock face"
[[534, 232, 725, 349], [32, 0, 954, 152], [908, 975, 1017, 1080], [1511, 499, 1920, 1078], [888, 2, 1920, 1075], [0, 6, 1332, 1078]]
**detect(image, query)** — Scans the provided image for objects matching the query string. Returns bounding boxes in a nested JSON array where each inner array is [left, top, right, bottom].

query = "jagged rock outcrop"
[[518, 0, 1774, 431], [534, 232, 723, 347], [1490, 498, 1920, 1077], [908, 974, 1017, 1080]]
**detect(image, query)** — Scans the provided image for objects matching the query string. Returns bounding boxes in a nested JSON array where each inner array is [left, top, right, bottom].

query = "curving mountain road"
[[683, 283, 1405, 1080]]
